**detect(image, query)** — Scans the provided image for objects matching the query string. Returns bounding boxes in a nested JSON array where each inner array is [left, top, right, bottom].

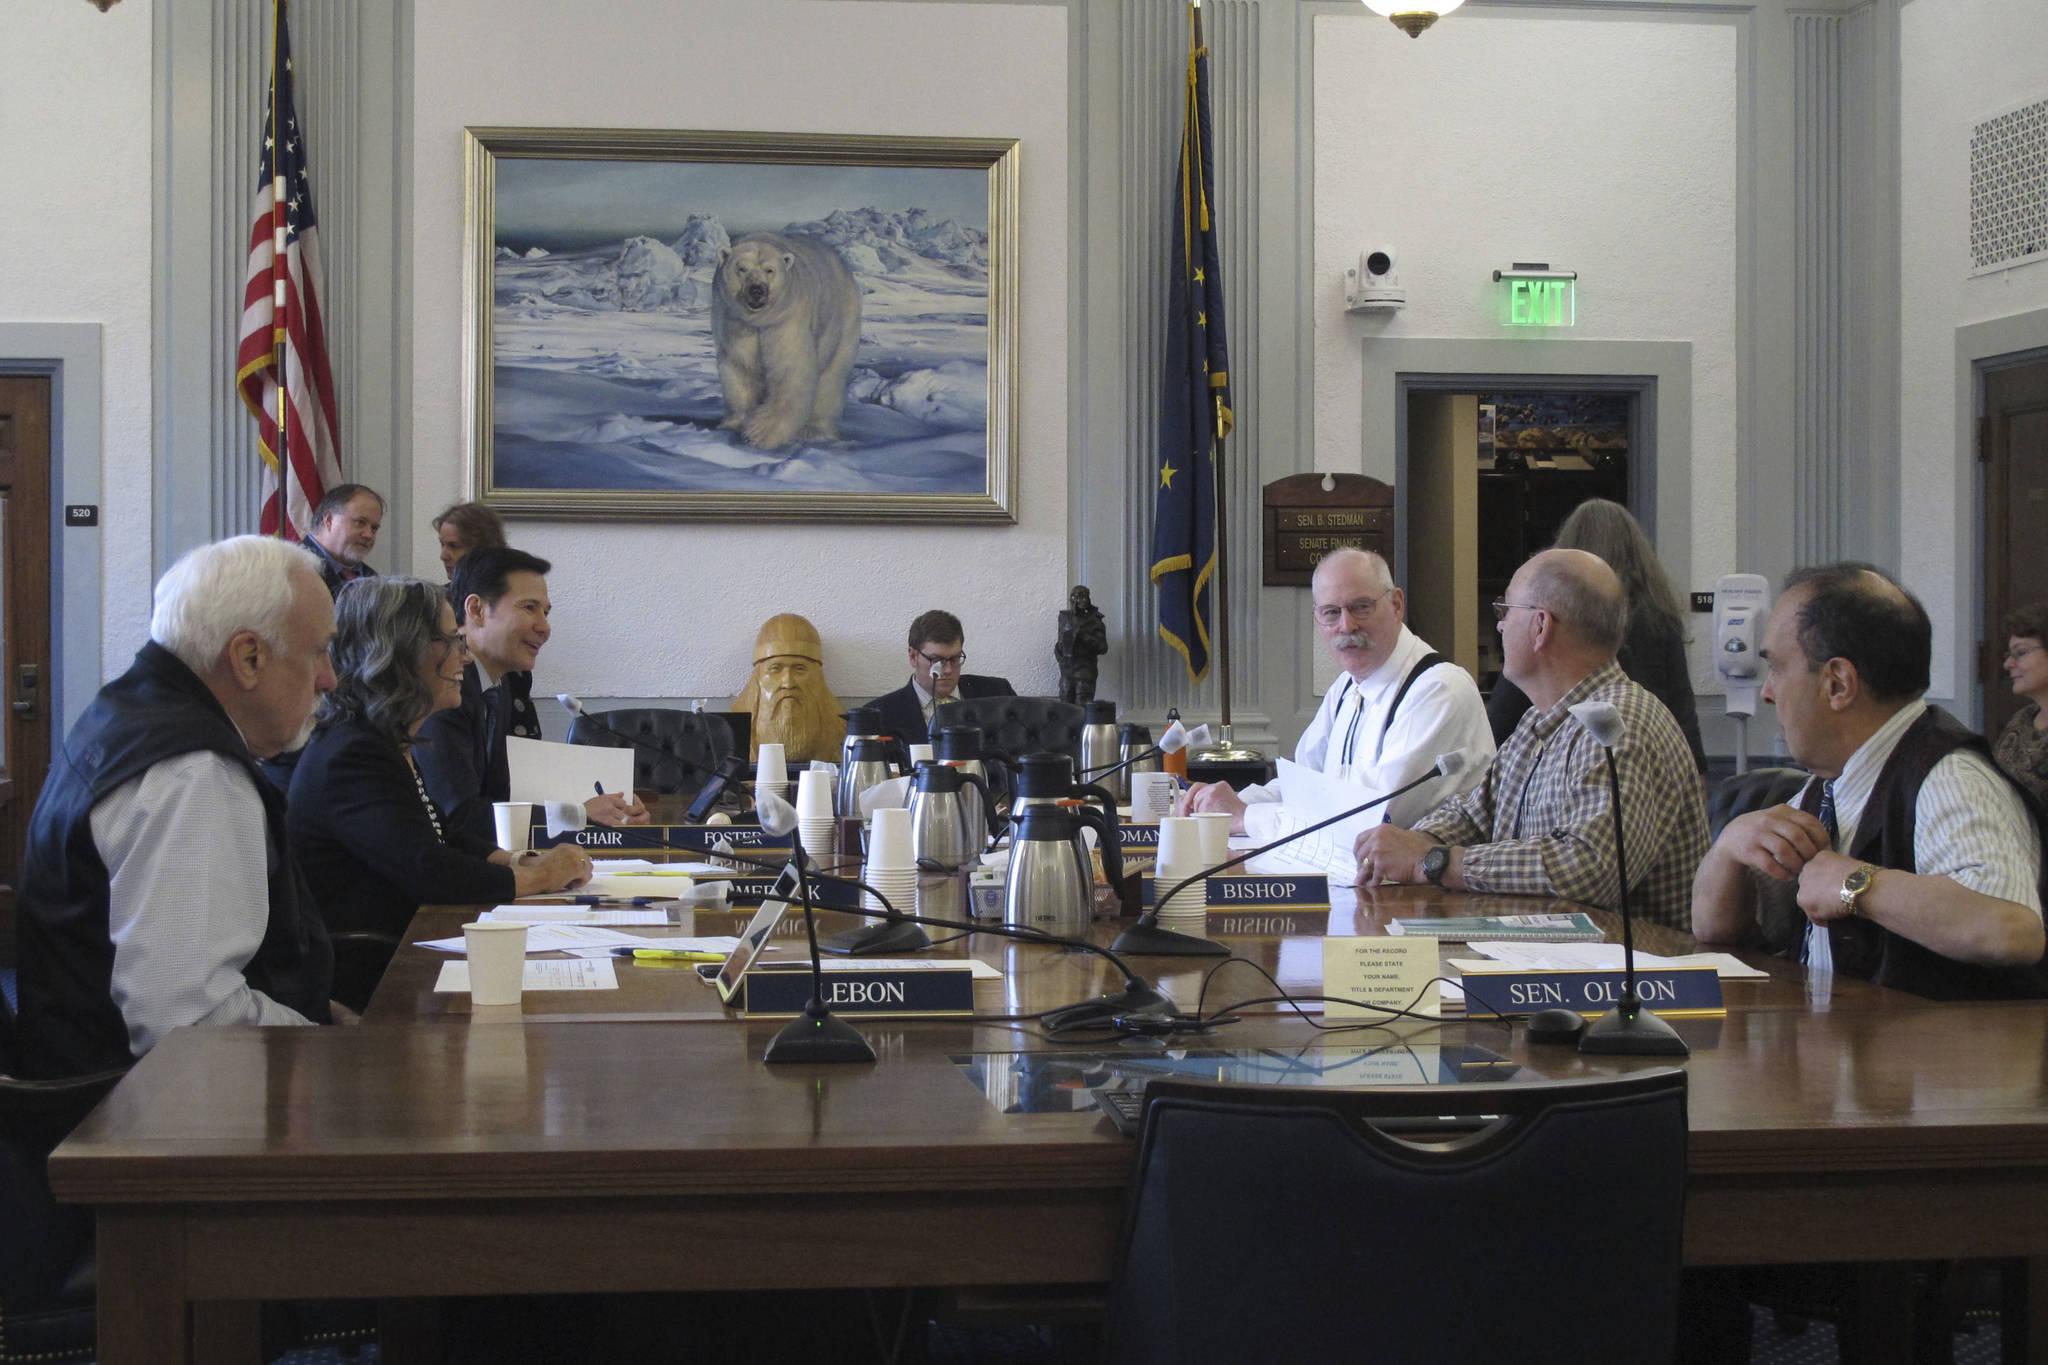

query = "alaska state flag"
[[1150, 3, 1233, 684]]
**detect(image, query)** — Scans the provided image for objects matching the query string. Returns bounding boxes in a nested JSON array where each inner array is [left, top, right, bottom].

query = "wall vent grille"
[[1970, 96, 2048, 275]]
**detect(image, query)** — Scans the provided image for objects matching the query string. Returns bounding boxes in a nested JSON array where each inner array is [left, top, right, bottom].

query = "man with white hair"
[[1179, 547, 1493, 839], [13, 536, 341, 1077]]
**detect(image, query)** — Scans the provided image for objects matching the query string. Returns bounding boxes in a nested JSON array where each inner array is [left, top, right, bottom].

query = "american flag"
[[235, 0, 341, 539]]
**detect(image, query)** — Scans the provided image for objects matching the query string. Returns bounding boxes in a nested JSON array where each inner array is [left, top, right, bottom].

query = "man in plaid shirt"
[[1353, 548, 1708, 927]]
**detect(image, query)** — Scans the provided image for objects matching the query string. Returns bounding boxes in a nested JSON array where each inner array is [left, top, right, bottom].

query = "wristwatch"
[[1838, 863, 1879, 915], [1420, 844, 1451, 887]]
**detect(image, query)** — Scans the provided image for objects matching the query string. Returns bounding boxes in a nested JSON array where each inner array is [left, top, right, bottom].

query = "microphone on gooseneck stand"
[[712, 836, 1173, 1036], [754, 785, 877, 1065], [1565, 702, 1687, 1057], [1113, 748, 1479, 957]]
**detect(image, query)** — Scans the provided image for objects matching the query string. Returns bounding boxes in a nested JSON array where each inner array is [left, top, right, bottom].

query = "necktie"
[[1818, 779, 1839, 848]]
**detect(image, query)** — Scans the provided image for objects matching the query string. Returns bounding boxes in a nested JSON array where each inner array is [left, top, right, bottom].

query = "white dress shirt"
[[92, 750, 317, 1057], [1240, 624, 1495, 839], [1801, 699, 2043, 973]]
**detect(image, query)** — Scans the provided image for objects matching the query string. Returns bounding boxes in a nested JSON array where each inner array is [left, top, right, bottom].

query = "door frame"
[[0, 322, 105, 740], [1972, 338, 2048, 731], [1959, 307, 2048, 728]]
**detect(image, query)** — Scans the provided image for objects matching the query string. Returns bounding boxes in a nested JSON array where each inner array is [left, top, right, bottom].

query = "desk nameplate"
[[735, 963, 976, 1017], [1458, 966, 1724, 1019]]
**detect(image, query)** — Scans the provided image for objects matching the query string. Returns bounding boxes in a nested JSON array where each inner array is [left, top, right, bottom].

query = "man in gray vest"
[[1180, 547, 1493, 837], [1692, 562, 2045, 998], [14, 536, 342, 1077]]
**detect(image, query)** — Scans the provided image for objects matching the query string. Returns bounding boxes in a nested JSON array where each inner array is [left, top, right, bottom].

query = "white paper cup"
[[1156, 816, 1204, 873], [1194, 811, 1233, 866], [1130, 771, 1179, 823], [796, 768, 834, 818], [492, 801, 534, 854], [463, 921, 528, 1007], [755, 742, 787, 788], [867, 807, 915, 870]]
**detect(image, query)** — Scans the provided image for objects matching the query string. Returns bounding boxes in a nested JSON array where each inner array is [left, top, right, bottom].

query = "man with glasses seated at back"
[[871, 609, 1016, 748], [1180, 547, 1493, 844]]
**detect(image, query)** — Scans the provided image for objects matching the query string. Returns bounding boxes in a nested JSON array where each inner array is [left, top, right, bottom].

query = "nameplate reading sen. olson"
[[1455, 966, 1724, 1020]]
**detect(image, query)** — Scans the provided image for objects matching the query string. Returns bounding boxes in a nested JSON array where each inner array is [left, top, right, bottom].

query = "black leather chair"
[[1707, 764, 1810, 840], [1103, 1068, 1689, 1365], [938, 696, 1085, 768], [0, 998, 126, 1365], [567, 708, 735, 796], [328, 929, 402, 1016]]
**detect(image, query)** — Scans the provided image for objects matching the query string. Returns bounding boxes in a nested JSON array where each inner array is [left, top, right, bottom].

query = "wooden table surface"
[[50, 883, 2048, 1365]]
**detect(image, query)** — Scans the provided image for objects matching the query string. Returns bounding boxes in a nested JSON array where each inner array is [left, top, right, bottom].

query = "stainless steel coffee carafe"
[[1119, 723, 1162, 789], [1078, 701, 1122, 800], [932, 725, 999, 848], [1004, 805, 1095, 938], [837, 706, 884, 817], [840, 736, 897, 820], [907, 761, 995, 921]]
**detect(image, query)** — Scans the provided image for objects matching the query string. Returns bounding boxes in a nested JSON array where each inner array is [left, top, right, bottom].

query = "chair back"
[[1104, 1068, 1688, 1365], [1707, 765, 1811, 840], [567, 708, 735, 795], [327, 930, 401, 1016], [939, 696, 1085, 770]]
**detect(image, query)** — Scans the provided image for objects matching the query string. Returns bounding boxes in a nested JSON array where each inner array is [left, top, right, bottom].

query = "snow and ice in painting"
[[488, 156, 993, 496]]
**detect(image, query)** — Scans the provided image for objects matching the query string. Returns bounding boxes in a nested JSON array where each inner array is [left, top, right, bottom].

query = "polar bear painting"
[[710, 231, 863, 452]]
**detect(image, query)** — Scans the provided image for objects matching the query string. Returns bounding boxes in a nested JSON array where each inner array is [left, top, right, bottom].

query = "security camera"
[[1345, 247, 1405, 311]]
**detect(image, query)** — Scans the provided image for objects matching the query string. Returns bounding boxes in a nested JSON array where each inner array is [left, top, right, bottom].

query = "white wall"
[[1, 0, 156, 673], [411, 0, 1069, 708], [1312, 9, 1738, 626], [1899, 0, 2048, 703]]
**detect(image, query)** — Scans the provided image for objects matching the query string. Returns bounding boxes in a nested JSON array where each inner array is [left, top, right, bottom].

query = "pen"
[[613, 948, 725, 962], [569, 896, 661, 906]]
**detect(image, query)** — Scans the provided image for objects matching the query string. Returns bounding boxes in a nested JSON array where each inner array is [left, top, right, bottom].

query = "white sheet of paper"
[[433, 958, 619, 992], [418, 926, 741, 955], [485, 906, 673, 925], [505, 735, 634, 806], [1453, 944, 1767, 979]]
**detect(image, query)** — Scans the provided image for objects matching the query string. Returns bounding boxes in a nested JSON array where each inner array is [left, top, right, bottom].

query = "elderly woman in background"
[[1995, 602, 2048, 809], [1486, 498, 1708, 774], [431, 500, 507, 583], [288, 576, 591, 939]]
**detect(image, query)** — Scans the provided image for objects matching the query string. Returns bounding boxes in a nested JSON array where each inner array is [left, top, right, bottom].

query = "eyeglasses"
[[915, 648, 967, 671], [1312, 593, 1389, 628], [1491, 600, 1545, 623], [2007, 643, 2044, 663]]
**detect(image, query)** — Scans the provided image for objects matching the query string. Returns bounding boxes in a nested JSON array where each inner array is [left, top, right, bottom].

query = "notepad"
[[433, 958, 619, 992], [1386, 912, 1601, 943]]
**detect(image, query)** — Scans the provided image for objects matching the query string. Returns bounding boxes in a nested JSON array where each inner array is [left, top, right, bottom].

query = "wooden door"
[[0, 376, 54, 965], [1981, 358, 2048, 737]]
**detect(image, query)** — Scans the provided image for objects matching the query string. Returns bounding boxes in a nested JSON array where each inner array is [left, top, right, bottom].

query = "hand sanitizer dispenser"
[[1713, 574, 1770, 772]]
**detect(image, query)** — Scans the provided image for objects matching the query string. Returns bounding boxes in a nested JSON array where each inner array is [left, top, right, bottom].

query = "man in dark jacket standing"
[[14, 536, 341, 1077]]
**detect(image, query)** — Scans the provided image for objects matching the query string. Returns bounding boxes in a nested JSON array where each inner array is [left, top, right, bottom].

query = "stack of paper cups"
[[755, 742, 789, 812], [795, 769, 836, 862], [1153, 816, 1209, 935], [862, 807, 918, 918]]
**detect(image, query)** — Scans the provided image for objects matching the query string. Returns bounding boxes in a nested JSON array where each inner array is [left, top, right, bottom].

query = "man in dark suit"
[[870, 609, 1017, 747], [415, 546, 647, 845]]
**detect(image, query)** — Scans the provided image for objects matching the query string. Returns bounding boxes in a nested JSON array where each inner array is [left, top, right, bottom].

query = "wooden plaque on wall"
[[1262, 473, 1394, 587]]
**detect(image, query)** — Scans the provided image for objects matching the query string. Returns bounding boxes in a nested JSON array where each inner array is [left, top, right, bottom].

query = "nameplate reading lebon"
[[1457, 967, 1724, 1019], [736, 964, 975, 1018]]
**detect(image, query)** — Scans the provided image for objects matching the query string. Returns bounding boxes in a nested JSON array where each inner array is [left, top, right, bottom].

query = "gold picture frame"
[[464, 126, 1020, 523]]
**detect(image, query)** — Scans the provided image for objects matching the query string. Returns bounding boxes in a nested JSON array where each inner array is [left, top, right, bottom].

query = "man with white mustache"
[[1179, 546, 1493, 837]]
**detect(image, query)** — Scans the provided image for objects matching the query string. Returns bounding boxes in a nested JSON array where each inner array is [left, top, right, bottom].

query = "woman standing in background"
[[1487, 498, 1709, 774]]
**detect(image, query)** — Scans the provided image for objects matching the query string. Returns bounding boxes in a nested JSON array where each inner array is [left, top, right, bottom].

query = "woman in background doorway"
[[431, 501, 507, 585], [1487, 498, 1709, 774], [1994, 603, 2048, 809]]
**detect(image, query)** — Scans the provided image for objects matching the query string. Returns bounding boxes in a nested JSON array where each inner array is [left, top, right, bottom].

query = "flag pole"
[[269, 0, 289, 537], [1190, 2, 1257, 766]]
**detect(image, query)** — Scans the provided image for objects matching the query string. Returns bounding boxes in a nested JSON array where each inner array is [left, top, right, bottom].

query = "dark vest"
[[15, 642, 333, 1077], [1798, 706, 2048, 1001]]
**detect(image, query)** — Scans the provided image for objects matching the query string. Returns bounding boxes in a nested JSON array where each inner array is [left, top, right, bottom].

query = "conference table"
[[48, 876, 2048, 1365]]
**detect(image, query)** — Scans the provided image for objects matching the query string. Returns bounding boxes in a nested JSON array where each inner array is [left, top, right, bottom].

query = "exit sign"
[[1494, 265, 1577, 328]]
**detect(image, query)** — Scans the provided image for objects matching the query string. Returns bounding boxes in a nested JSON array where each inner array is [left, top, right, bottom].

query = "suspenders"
[[1334, 651, 1451, 768]]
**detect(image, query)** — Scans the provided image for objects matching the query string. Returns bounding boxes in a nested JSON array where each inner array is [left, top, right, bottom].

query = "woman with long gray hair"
[[287, 576, 592, 941], [1487, 499, 1708, 773]]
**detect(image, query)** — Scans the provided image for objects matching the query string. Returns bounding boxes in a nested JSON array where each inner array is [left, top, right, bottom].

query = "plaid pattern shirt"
[[1414, 661, 1708, 927]]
